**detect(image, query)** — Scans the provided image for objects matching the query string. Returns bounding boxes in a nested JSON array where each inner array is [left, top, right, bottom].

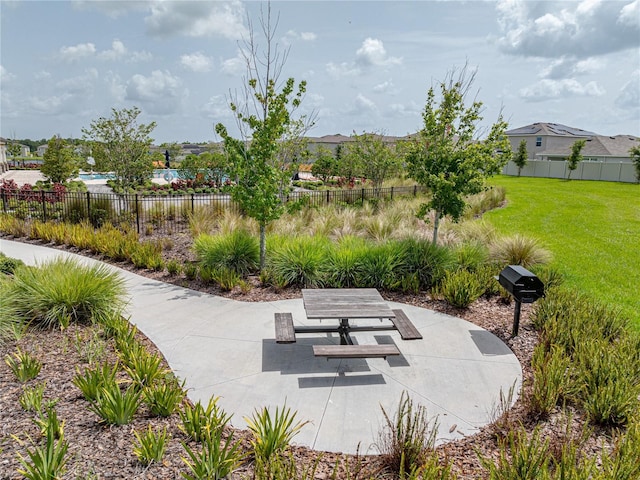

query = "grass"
[[485, 176, 640, 328]]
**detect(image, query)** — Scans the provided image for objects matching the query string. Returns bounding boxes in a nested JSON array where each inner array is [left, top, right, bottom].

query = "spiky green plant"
[[133, 425, 169, 466], [490, 234, 552, 269], [179, 397, 232, 442], [194, 229, 259, 275], [265, 235, 330, 288], [143, 376, 186, 417], [5, 348, 42, 382], [433, 269, 484, 308], [73, 361, 119, 402], [87, 382, 142, 425], [245, 404, 309, 463], [16, 427, 69, 480], [1, 257, 127, 329], [181, 428, 244, 480]]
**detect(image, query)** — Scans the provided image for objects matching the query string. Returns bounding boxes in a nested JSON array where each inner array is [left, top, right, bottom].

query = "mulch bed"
[[0, 235, 613, 479]]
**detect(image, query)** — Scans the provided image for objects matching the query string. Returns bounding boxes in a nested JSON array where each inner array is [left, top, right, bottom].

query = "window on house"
[[535, 136, 542, 147]]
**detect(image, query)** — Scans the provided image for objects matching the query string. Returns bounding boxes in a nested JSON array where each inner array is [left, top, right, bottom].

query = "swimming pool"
[[78, 169, 180, 181]]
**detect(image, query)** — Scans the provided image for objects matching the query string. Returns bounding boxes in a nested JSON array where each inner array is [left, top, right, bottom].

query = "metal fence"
[[0, 185, 426, 235]]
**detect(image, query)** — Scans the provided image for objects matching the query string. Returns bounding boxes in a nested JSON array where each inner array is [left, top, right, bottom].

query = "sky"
[[1, 0, 639, 145]]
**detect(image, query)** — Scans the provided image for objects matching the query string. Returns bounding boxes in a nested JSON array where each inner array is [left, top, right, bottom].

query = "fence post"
[[86, 191, 91, 221], [413, 185, 417, 196], [390, 186, 394, 200], [135, 194, 140, 234], [191, 193, 195, 215], [40, 190, 47, 222], [1, 188, 6, 213], [326, 190, 330, 205]]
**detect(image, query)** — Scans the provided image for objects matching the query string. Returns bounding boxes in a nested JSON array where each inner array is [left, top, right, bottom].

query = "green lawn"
[[485, 175, 640, 328]]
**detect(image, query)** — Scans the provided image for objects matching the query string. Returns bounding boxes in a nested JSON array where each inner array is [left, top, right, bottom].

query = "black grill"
[[498, 265, 545, 336]]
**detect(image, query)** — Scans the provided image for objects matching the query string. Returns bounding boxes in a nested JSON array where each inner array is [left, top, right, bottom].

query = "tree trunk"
[[259, 223, 267, 271], [432, 211, 441, 246]]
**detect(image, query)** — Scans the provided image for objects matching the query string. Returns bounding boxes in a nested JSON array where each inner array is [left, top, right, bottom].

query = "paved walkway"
[[0, 239, 522, 454]]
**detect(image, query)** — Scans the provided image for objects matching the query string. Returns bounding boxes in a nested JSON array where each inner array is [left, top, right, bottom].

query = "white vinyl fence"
[[503, 160, 637, 183]]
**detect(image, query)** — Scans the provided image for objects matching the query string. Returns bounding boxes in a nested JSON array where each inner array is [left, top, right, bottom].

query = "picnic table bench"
[[274, 289, 422, 358]]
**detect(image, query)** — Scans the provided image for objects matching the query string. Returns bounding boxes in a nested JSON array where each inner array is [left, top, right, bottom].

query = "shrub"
[[395, 237, 453, 290], [377, 391, 439, 475], [324, 235, 367, 288], [5, 348, 42, 382], [433, 270, 484, 308], [16, 426, 69, 480], [354, 242, 403, 290], [2, 257, 127, 329], [194, 229, 259, 276], [0, 252, 25, 275], [490, 234, 552, 269], [245, 404, 309, 463], [133, 425, 169, 466], [179, 397, 231, 442], [87, 382, 142, 425], [143, 376, 186, 417], [453, 242, 489, 272], [181, 428, 244, 480], [265, 235, 329, 288], [73, 362, 119, 402], [528, 344, 571, 418], [19, 382, 46, 413]]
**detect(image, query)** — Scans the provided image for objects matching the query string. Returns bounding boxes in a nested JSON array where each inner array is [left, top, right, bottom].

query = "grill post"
[[512, 299, 522, 337]]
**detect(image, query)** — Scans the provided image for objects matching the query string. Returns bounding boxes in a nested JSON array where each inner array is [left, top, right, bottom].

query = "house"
[[36, 144, 48, 157], [506, 122, 638, 164], [504, 122, 639, 182]]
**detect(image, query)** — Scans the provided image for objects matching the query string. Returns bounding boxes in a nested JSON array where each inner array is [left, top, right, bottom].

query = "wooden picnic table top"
[[302, 288, 395, 320]]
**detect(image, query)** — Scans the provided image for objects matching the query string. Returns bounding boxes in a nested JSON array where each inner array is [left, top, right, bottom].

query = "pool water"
[[78, 169, 180, 181]]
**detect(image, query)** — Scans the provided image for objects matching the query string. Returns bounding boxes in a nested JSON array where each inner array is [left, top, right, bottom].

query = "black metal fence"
[[0, 185, 425, 235]]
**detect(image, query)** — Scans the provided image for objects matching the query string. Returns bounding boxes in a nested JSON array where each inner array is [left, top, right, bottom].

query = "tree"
[[628, 144, 640, 184], [405, 66, 512, 245], [348, 131, 400, 192], [336, 142, 363, 188], [311, 146, 336, 183], [566, 139, 586, 180], [82, 107, 156, 189], [214, 4, 313, 270], [41, 136, 79, 183], [513, 139, 528, 177], [7, 140, 21, 159]]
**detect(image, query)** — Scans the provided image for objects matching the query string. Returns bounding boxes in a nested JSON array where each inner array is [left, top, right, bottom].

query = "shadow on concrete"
[[469, 330, 513, 356]]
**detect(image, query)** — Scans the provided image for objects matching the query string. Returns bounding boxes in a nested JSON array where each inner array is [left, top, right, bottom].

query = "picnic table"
[[275, 288, 422, 359]]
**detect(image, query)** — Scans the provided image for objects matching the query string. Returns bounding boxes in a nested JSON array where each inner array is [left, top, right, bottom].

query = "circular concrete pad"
[[0, 240, 522, 454]]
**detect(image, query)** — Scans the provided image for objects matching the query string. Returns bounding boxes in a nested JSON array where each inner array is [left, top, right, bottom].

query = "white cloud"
[[355, 38, 402, 67], [615, 69, 640, 111], [98, 40, 127, 61], [540, 56, 604, 79], [496, 0, 640, 58], [354, 94, 377, 112], [34, 71, 52, 80], [520, 78, 605, 101], [104, 71, 126, 102], [59, 43, 96, 62], [126, 70, 186, 114], [220, 52, 246, 76], [326, 62, 360, 79], [373, 80, 398, 94], [56, 68, 98, 95], [72, 0, 147, 18], [282, 29, 317, 46], [145, 0, 247, 39], [200, 95, 233, 119], [181, 52, 213, 73], [97, 40, 152, 63], [0, 65, 16, 83]]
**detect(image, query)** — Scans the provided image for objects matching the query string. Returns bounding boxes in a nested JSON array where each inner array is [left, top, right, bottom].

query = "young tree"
[[630, 144, 640, 183], [311, 146, 336, 183], [214, 4, 313, 270], [513, 139, 528, 177], [178, 151, 229, 186], [566, 139, 586, 180], [336, 143, 363, 188], [82, 107, 156, 189], [41, 135, 79, 183], [348, 131, 400, 192], [405, 66, 512, 245]]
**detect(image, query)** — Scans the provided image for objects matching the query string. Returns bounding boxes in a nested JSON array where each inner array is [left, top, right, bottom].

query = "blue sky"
[[1, 0, 638, 144]]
